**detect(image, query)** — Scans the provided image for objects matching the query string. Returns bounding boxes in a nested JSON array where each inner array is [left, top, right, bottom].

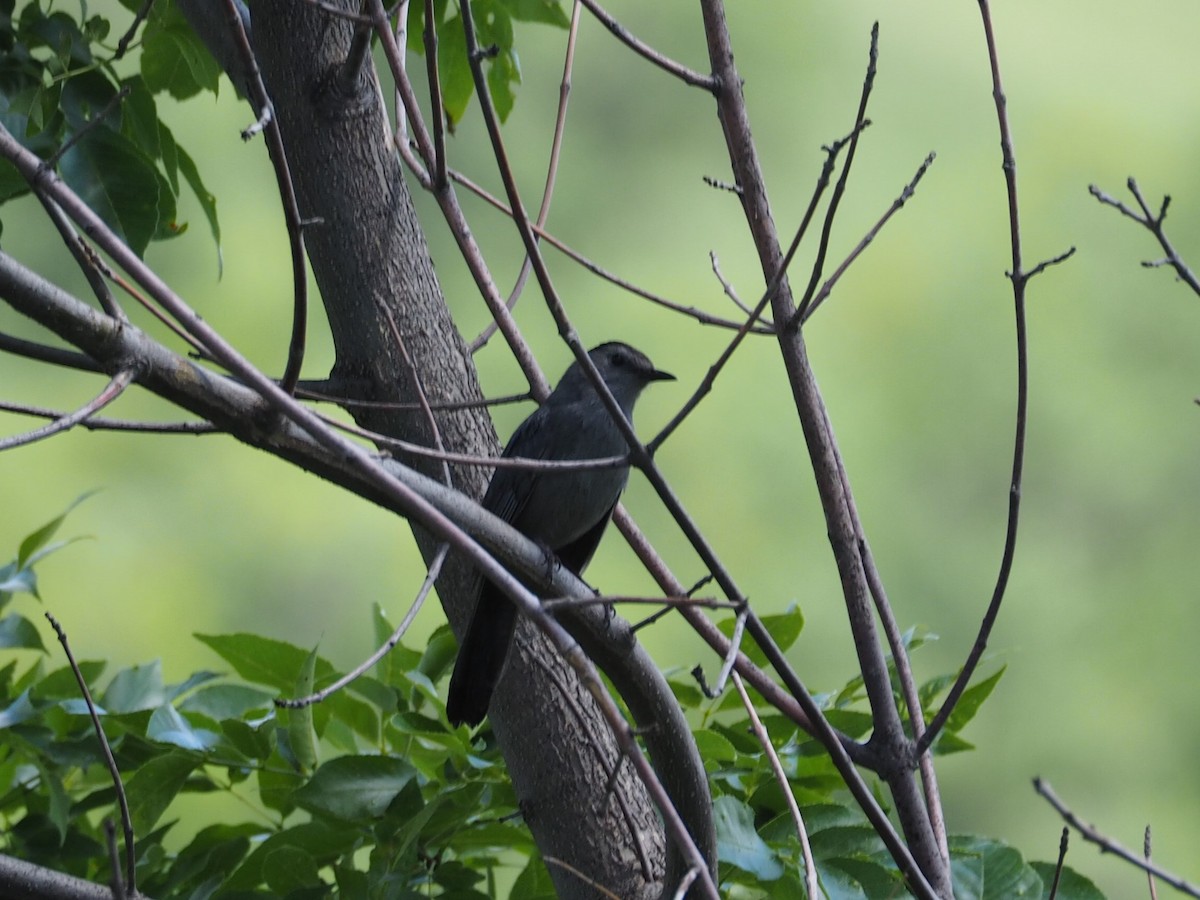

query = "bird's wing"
[[554, 498, 619, 575], [480, 403, 553, 526]]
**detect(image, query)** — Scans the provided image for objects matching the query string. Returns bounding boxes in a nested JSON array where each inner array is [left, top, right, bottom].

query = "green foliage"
[[0, 0, 221, 256], [0, 507, 1105, 898], [411, 0, 569, 128]]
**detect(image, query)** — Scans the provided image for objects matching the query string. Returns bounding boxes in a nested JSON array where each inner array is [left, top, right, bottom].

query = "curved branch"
[[0, 370, 134, 451], [918, 0, 1073, 756]]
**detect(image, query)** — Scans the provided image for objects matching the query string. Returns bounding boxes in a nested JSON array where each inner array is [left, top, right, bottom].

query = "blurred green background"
[[3, 0, 1200, 895]]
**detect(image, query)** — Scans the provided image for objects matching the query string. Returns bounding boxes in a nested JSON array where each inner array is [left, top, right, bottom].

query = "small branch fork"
[[1034, 778, 1200, 899], [1090, 178, 1200, 299]]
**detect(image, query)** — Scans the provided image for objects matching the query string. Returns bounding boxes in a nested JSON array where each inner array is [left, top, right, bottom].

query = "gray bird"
[[446, 342, 674, 727]]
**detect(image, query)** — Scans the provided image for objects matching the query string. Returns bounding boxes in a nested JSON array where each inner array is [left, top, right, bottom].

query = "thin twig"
[[421, 0, 447, 188], [450, 166, 771, 335], [277, 544, 448, 707], [543, 856, 623, 900], [1034, 779, 1200, 899], [103, 819, 125, 899], [709, 251, 761, 319], [793, 23, 879, 323], [1089, 179, 1200, 298], [0, 370, 134, 451], [542, 593, 737, 612], [732, 672, 819, 899], [1145, 826, 1159, 900], [374, 295, 453, 484], [1046, 827, 1067, 900], [650, 125, 864, 454], [797, 152, 936, 326], [299, 382, 530, 412], [0, 399, 217, 434], [470, 0, 584, 353], [696, 4, 941, 893], [370, 0, 544, 390], [671, 866, 701, 900], [576, 0, 716, 91], [42, 87, 131, 170], [711, 605, 745, 695], [45, 613, 136, 894], [0, 331, 102, 372], [34, 193, 124, 320], [113, 0, 155, 59], [317, 406, 630, 471], [221, 0, 309, 395], [919, 0, 1075, 755]]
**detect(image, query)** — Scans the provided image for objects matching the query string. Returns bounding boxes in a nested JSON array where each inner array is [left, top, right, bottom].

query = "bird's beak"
[[648, 368, 676, 382]]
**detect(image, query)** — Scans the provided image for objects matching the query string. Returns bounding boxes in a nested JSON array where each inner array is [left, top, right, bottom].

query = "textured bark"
[[250, 4, 667, 896]]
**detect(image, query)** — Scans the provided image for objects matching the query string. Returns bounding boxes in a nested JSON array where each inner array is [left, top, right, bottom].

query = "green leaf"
[[437, 15, 474, 127], [0, 689, 37, 727], [286, 647, 319, 774], [103, 660, 165, 713], [693, 729, 738, 765], [228, 820, 359, 891], [221, 714, 274, 760], [175, 138, 221, 271], [60, 125, 162, 256], [141, 2, 221, 99], [1029, 861, 1105, 900], [16, 492, 94, 568], [502, 0, 569, 27], [31, 660, 106, 700], [258, 755, 303, 815], [195, 632, 336, 692], [0, 613, 45, 650], [718, 605, 804, 668], [35, 759, 72, 843], [179, 683, 274, 720], [147, 703, 220, 751], [486, 46, 519, 122], [124, 749, 201, 834], [294, 755, 417, 821], [713, 794, 784, 880], [119, 76, 161, 160], [950, 835, 1042, 900], [946, 666, 1006, 735], [510, 852, 555, 898], [263, 844, 323, 894]]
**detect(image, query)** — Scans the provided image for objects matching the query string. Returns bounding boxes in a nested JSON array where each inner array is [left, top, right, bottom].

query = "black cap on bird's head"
[[548, 342, 674, 412]]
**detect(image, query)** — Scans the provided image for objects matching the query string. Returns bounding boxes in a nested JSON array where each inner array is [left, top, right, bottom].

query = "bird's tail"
[[446, 583, 519, 727]]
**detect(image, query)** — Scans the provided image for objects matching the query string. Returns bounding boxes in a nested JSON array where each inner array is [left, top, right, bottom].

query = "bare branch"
[[0, 331, 102, 372], [471, 0, 584, 353], [793, 23, 880, 323], [0, 370, 135, 451], [920, 0, 1073, 757], [577, 0, 716, 91], [278, 544, 448, 708], [1089, 178, 1200, 298], [797, 151, 937, 325], [45, 612, 136, 894], [222, 0, 309, 394], [1034, 778, 1200, 899], [449, 166, 771, 335], [732, 672, 818, 899], [0, 400, 217, 434]]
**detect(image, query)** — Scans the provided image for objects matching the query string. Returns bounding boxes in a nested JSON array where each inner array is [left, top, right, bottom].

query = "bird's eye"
[[611, 350, 627, 367]]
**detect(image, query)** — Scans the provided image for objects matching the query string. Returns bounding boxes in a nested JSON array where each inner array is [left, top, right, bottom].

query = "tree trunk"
[[250, 3, 668, 895]]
